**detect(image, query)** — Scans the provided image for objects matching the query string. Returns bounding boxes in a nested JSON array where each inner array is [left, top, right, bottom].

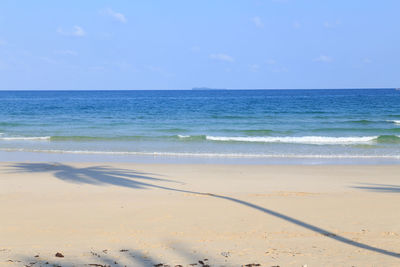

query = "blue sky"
[[0, 0, 399, 90]]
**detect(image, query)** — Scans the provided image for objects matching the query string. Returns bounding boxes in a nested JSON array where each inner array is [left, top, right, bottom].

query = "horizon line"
[[0, 87, 397, 91]]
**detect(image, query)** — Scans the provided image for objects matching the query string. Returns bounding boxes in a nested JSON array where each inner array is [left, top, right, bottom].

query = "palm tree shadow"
[[17, 248, 164, 267], [352, 183, 400, 193], [9, 163, 183, 189], [9, 163, 400, 259], [16, 245, 217, 267]]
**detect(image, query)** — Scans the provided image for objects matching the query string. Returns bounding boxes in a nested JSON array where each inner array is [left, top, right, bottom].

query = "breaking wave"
[[0, 136, 51, 141], [1, 134, 400, 145], [205, 135, 400, 145]]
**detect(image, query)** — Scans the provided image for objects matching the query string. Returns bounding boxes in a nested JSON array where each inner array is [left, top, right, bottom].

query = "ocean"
[[1, 89, 400, 163]]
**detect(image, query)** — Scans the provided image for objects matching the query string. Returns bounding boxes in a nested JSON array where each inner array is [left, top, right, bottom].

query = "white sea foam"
[[391, 120, 400, 125], [1, 148, 400, 159], [0, 136, 51, 141], [0, 134, 397, 145], [205, 135, 378, 145]]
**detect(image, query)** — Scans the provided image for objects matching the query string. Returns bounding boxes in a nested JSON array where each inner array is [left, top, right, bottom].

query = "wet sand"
[[1, 163, 400, 266]]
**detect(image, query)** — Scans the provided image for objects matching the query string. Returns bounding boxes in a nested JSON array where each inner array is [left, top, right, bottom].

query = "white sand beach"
[[1, 163, 400, 266]]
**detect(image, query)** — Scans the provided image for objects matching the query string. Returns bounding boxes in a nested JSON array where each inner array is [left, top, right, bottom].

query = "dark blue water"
[[0, 89, 399, 159]]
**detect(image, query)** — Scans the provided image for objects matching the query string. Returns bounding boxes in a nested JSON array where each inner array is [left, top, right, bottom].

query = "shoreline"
[[2, 150, 400, 165], [1, 162, 400, 266]]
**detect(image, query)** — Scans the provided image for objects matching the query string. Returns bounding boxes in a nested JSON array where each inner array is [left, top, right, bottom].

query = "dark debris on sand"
[[15, 251, 268, 267], [154, 258, 210, 267]]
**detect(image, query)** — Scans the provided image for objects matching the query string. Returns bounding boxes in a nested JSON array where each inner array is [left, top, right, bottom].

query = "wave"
[[341, 119, 400, 125], [347, 119, 378, 124], [177, 134, 206, 141], [158, 128, 189, 133], [2, 134, 400, 145], [0, 122, 27, 127], [50, 136, 143, 141], [240, 129, 276, 135], [346, 119, 400, 125], [1, 134, 203, 142], [50, 135, 194, 141], [0, 134, 203, 142], [387, 120, 400, 125], [311, 127, 400, 133], [375, 135, 400, 144], [205, 135, 400, 145], [0, 135, 148, 142], [0, 136, 51, 141], [1, 147, 400, 159]]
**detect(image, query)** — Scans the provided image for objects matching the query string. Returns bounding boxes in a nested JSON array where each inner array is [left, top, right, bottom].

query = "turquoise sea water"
[[1, 89, 400, 162]]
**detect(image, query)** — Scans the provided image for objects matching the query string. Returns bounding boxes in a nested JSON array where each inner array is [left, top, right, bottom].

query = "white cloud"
[[57, 26, 86, 37], [266, 59, 276, 65], [73, 26, 85, 36], [314, 55, 333, 63], [54, 50, 77, 56], [101, 8, 127, 23], [251, 16, 264, 28], [210, 53, 234, 63]]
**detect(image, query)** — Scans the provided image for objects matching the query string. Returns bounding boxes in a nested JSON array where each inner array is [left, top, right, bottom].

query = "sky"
[[0, 0, 399, 90]]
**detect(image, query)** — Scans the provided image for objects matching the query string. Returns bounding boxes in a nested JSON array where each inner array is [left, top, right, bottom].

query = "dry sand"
[[0, 162, 399, 266]]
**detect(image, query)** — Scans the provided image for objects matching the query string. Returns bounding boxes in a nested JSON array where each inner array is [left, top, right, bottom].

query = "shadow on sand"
[[8, 163, 400, 260], [8, 163, 180, 189], [352, 183, 400, 193], [16, 245, 214, 267]]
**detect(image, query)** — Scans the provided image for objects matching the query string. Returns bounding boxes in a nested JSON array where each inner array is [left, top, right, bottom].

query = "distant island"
[[192, 87, 227, 90]]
